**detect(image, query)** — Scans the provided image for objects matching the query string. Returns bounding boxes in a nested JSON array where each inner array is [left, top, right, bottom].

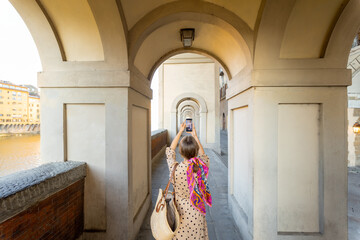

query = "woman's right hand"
[[191, 123, 198, 138], [179, 121, 186, 133]]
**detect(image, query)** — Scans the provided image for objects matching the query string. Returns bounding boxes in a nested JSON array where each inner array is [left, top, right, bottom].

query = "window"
[[0, 96, 2, 99], [37, 104, 39, 107], [0, 102, 3, 104], [6, 114, 10, 117], [30, 114, 32, 117], [18, 98, 22, 101], [0, 89, 2, 93], [0, 114, 3, 116], [12, 102, 16, 104], [12, 97, 16, 100], [12, 109, 16, 111], [12, 91, 16, 96], [17, 92, 21, 96], [30, 109, 32, 112]]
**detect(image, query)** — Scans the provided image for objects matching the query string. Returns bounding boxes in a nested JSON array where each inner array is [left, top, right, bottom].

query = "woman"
[[166, 122, 212, 240]]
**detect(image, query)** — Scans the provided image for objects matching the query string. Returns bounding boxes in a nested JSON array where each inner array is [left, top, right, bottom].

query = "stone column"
[[199, 111, 207, 146], [227, 69, 350, 240], [158, 65, 165, 129], [170, 110, 177, 142], [39, 69, 152, 240]]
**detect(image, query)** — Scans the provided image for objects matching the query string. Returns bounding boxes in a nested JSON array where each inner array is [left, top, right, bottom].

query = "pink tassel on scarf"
[[186, 157, 212, 215]]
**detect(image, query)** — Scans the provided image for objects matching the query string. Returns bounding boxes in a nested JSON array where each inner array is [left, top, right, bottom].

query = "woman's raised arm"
[[170, 122, 186, 150], [191, 123, 204, 155]]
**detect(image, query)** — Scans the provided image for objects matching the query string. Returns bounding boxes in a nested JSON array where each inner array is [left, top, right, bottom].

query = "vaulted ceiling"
[[10, 0, 360, 81]]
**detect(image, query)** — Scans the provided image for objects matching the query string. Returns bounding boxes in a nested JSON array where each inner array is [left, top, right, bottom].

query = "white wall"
[[277, 104, 320, 232], [232, 106, 252, 226], [66, 104, 106, 230]]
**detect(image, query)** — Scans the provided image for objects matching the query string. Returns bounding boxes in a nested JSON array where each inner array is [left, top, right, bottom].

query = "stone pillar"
[[158, 65, 165, 129], [228, 69, 349, 240], [39, 69, 152, 240], [170, 111, 177, 142], [199, 111, 207, 146]]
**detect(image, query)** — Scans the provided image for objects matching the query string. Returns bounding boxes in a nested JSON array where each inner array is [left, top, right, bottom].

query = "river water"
[[0, 134, 41, 177]]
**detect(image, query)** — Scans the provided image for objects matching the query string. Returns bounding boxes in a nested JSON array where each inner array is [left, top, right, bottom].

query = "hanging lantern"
[[353, 122, 360, 134]]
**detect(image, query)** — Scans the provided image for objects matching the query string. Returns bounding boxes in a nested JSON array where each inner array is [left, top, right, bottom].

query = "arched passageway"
[[4, 0, 360, 239]]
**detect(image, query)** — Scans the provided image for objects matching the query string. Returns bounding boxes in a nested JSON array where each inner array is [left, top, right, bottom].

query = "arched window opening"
[[0, 1, 42, 177]]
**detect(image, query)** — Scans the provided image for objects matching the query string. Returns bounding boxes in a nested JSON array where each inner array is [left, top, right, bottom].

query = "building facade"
[[28, 95, 40, 123], [219, 69, 228, 131], [0, 81, 40, 132], [348, 42, 360, 166]]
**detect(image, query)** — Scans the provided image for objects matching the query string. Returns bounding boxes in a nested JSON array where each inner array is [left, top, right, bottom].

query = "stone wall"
[[0, 161, 86, 239]]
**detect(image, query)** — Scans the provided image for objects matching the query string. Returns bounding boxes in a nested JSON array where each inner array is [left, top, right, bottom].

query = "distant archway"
[[170, 93, 208, 145]]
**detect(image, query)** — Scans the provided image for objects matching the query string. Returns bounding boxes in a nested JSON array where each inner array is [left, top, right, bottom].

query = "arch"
[[131, 10, 253, 80], [10, 0, 129, 71], [325, 0, 360, 68], [148, 48, 232, 80], [171, 93, 208, 113], [178, 100, 200, 115], [177, 100, 201, 136], [254, 0, 360, 71], [170, 93, 208, 146], [129, 1, 254, 58], [10, 0, 62, 70]]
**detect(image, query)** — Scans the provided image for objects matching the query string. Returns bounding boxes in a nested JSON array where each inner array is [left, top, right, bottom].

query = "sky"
[[0, 1, 42, 87]]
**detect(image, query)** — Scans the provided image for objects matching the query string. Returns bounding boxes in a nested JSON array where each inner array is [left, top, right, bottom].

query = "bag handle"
[[156, 162, 178, 212]]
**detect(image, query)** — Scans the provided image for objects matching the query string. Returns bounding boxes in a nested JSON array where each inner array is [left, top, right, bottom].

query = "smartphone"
[[185, 118, 192, 132]]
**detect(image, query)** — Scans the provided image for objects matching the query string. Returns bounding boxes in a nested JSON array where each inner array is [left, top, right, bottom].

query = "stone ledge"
[[0, 161, 86, 223], [151, 129, 167, 139]]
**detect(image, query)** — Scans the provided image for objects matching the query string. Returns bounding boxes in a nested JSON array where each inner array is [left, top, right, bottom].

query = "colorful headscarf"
[[186, 157, 212, 215]]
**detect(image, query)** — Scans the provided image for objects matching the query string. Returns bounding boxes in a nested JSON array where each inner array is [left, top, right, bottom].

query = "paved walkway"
[[137, 128, 360, 239], [349, 166, 360, 240], [136, 148, 242, 240]]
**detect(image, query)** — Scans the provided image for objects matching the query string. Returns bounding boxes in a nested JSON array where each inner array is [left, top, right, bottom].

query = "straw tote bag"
[[150, 163, 180, 240]]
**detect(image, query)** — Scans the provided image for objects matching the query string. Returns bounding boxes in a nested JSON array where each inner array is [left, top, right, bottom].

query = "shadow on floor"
[[349, 166, 360, 240]]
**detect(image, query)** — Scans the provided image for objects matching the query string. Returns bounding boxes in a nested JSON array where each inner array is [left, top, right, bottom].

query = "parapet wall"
[[0, 161, 86, 239], [151, 129, 168, 164]]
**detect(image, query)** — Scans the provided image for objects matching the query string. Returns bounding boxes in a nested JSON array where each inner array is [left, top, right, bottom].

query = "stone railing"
[[151, 129, 168, 164], [0, 161, 86, 239]]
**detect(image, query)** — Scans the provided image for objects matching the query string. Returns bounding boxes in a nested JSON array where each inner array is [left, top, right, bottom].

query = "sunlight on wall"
[[0, 1, 42, 86], [151, 69, 159, 131]]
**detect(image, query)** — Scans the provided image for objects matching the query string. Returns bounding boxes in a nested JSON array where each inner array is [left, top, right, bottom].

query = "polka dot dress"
[[166, 147, 210, 240]]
